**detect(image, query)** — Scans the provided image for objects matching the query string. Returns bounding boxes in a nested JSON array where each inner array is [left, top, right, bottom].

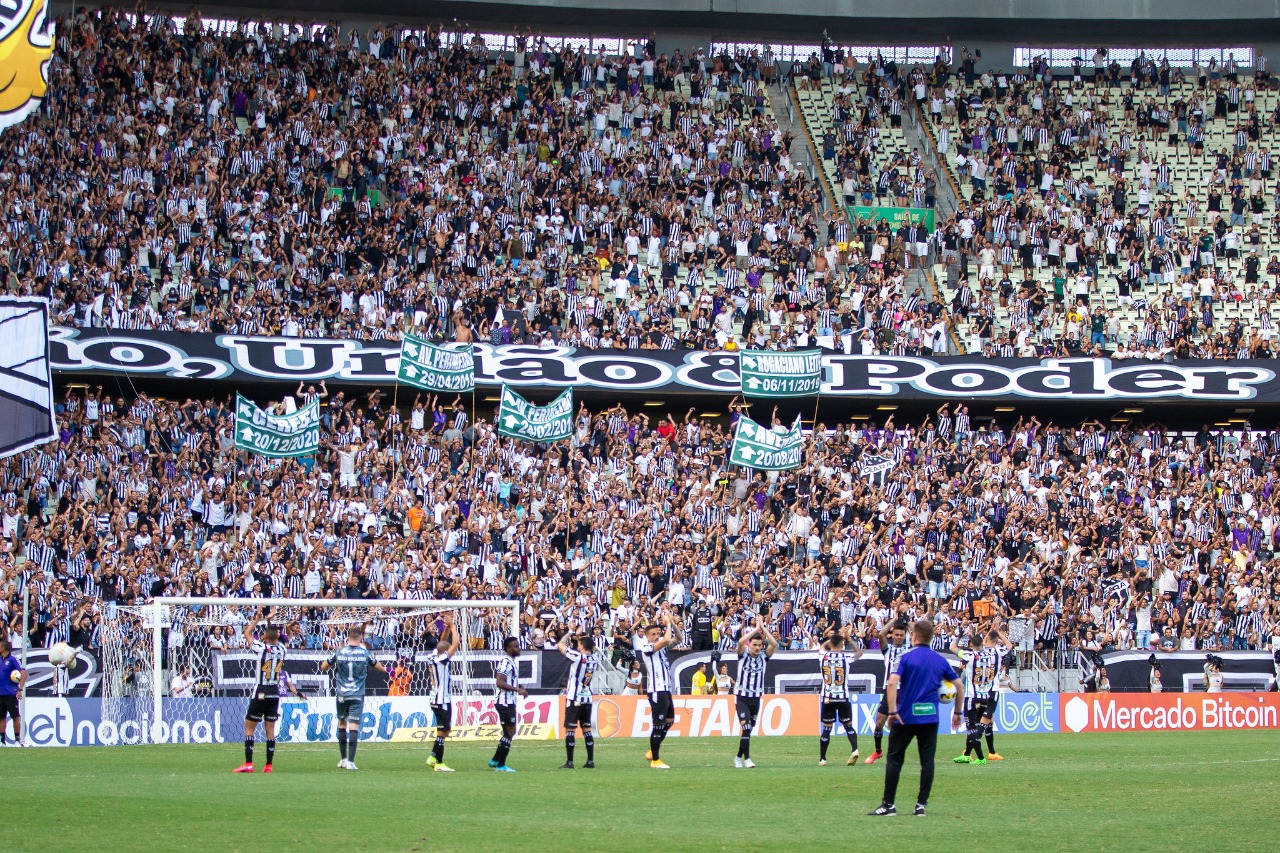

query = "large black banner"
[[48, 326, 1280, 404], [27, 646, 895, 698], [541, 649, 895, 696], [1100, 651, 1279, 693]]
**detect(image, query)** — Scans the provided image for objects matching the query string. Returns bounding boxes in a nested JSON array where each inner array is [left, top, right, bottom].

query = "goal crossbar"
[[145, 597, 520, 738]]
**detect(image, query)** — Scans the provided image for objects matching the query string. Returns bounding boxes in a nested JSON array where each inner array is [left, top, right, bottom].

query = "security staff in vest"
[[869, 619, 963, 817], [691, 601, 714, 651]]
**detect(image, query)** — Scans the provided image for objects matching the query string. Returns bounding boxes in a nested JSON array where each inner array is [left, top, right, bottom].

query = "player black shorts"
[[431, 703, 453, 731], [336, 697, 364, 725], [821, 700, 853, 727], [980, 693, 999, 719], [246, 693, 280, 723], [495, 703, 517, 727], [647, 691, 674, 726], [564, 702, 593, 729], [0, 694, 19, 719], [876, 696, 890, 717], [735, 695, 760, 728]]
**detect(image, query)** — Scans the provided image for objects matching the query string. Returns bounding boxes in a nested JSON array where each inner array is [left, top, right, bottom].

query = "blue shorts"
[[336, 697, 364, 725]]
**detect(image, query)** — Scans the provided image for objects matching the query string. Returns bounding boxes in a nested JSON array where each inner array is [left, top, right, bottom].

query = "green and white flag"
[[729, 414, 805, 470], [496, 386, 574, 442], [739, 349, 823, 397], [234, 393, 320, 458], [396, 335, 475, 393]]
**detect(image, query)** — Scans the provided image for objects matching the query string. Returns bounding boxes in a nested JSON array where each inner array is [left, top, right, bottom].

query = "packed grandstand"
[[4, 6, 1280, 704]]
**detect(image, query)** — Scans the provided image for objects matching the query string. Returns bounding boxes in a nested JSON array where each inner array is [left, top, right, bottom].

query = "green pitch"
[[11, 732, 1278, 852]]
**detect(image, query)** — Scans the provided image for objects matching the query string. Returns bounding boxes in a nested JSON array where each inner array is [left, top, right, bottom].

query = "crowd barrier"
[[25, 692, 1280, 746]]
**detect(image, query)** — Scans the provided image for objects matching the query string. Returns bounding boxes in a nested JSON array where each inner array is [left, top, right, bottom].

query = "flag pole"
[[230, 394, 239, 543], [391, 338, 402, 443]]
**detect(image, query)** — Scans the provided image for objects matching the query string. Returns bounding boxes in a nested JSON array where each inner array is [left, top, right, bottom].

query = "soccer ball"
[[8, 670, 19, 683], [939, 680, 957, 703], [49, 642, 77, 668]]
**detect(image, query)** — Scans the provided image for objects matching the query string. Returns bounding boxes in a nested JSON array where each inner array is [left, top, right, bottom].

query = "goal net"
[[98, 598, 519, 743]]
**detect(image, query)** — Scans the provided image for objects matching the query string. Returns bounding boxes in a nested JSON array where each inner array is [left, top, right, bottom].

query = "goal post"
[[98, 597, 519, 743]]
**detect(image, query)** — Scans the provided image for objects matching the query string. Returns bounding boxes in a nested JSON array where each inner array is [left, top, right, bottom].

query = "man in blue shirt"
[[0, 639, 26, 746], [869, 620, 963, 817]]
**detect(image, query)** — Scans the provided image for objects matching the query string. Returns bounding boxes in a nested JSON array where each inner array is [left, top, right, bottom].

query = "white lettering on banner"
[[275, 697, 558, 743], [996, 693, 1056, 733], [1077, 695, 1280, 732], [1095, 699, 1197, 730], [49, 328, 1280, 402], [48, 327, 233, 380], [1202, 698, 1277, 729], [628, 697, 795, 738], [744, 354, 822, 375], [23, 699, 227, 747], [759, 698, 791, 735]]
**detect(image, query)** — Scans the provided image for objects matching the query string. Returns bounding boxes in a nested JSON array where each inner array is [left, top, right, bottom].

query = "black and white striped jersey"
[[251, 639, 287, 696], [884, 641, 909, 680], [819, 649, 856, 702], [967, 647, 1007, 701], [495, 655, 520, 706], [427, 650, 452, 704], [636, 639, 673, 694], [562, 647, 598, 705], [734, 650, 769, 698]]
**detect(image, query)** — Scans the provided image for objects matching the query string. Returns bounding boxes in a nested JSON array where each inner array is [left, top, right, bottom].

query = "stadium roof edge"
[[97, 0, 1280, 44]]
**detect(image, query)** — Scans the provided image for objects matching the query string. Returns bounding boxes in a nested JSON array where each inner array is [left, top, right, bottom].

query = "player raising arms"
[[489, 636, 527, 773], [321, 626, 388, 771], [733, 620, 777, 768], [978, 628, 1011, 760], [954, 628, 1011, 764], [866, 620, 909, 765], [636, 608, 680, 769], [558, 627, 599, 769], [426, 612, 461, 772], [818, 625, 863, 766], [235, 609, 288, 773]]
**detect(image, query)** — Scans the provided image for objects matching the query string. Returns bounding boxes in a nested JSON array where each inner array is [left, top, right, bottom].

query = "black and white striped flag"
[[0, 296, 55, 458]]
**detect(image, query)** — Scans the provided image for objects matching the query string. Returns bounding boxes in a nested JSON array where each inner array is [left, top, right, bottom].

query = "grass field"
[[9, 732, 1279, 852]]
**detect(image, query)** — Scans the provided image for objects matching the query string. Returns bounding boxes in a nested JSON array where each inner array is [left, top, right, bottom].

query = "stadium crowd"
[[4, 387, 1280, 671], [909, 47, 1280, 357], [5, 8, 1280, 695], [7, 7, 959, 358], [8, 10, 1280, 363]]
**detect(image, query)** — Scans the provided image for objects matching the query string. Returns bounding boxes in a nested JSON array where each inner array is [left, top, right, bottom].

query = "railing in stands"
[[787, 80, 839, 218]]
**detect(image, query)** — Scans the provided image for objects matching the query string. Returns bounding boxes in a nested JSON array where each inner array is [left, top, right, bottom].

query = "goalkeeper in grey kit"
[[321, 626, 389, 770]]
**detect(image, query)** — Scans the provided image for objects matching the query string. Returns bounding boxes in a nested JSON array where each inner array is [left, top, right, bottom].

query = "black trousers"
[[881, 722, 939, 807]]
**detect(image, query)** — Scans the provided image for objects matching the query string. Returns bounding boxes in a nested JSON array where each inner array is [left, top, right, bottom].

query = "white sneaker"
[[743, 758, 756, 769], [734, 756, 744, 768], [338, 759, 349, 769], [345, 761, 358, 771]]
